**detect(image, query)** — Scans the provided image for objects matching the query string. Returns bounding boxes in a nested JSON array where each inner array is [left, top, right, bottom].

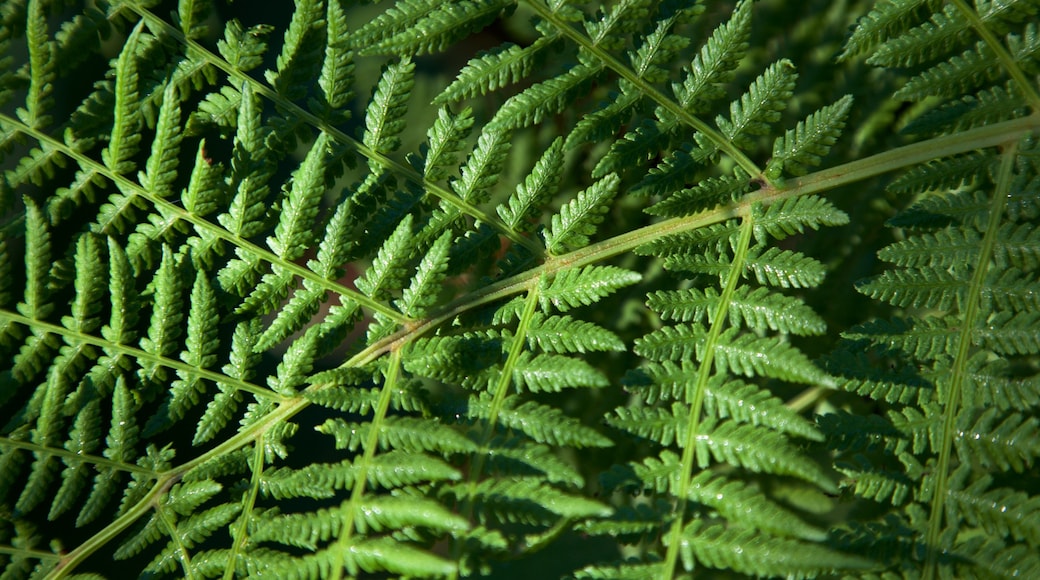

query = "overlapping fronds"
[[0, 0, 1037, 578]]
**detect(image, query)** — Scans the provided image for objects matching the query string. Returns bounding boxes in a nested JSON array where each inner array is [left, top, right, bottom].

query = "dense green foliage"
[[0, 0, 1038, 577]]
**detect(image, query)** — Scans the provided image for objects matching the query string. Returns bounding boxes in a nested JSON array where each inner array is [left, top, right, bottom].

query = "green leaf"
[[767, 95, 853, 178], [538, 265, 641, 312], [544, 173, 620, 254], [363, 58, 415, 165], [680, 522, 874, 577], [498, 137, 565, 233]]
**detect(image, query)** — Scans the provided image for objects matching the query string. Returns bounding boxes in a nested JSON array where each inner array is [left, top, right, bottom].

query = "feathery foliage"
[[0, 0, 1037, 578]]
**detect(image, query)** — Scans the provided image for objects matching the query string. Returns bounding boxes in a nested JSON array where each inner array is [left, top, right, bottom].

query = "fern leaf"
[[137, 78, 183, 200], [767, 95, 853, 179], [359, 0, 512, 56], [645, 175, 751, 218], [266, 0, 324, 100], [445, 477, 612, 522], [693, 419, 835, 488], [489, 64, 601, 131], [194, 319, 260, 445], [857, 267, 964, 310], [421, 106, 475, 182], [100, 21, 145, 174], [469, 394, 612, 448], [16, 0, 55, 130], [635, 325, 828, 384], [77, 377, 139, 526], [355, 214, 413, 302], [523, 313, 626, 353], [315, 0, 354, 115], [146, 270, 218, 435], [216, 82, 272, 241], [647, 285, 827, 336], [537, 265, 641, 312], [544, 173, 620, 255], [685, 470, 826, 540], [676, 0, 752, 114], [138, 247, 186, 387], [268, 131, 334, 260], [394, 231, 452, 318], [511, 352, 609, 392], [956, 409, 1039, 473], [449, 125, 512, 204], [49, 399, 102, 520], [363, 58, 415, 166], [846, 317, 960, 362], [607, 403, 687, 447], [441, 37, 554, 104], [261, 451, 459, 500], [498, 137, 565, 233], [715, 59, 797, 151], [948, 479, 1040, 546], [317, 416, 477, 454], [680, 522, 874, 577]]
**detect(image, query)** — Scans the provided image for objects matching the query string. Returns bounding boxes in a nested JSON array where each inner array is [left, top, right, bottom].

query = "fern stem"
[[222, 433, 266, 580], [120, 2, 545, 259], [921, 139, 1017, 580], [0, 309, 284, 402], [661, 216, 755, 577], [46, 479, 168, 579], [155, 500, 199, 580], [448, 281, 542, 578], [0, 112, 410, 325], [331, 348, 403, 580], [523, 0, 764, 180], [949, 0, 1040, 112]]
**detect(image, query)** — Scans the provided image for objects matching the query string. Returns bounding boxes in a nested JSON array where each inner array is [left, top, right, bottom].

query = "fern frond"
[[522, 312, 625, 353], [715, 59, 797, 151], [676, 0, 752, 115], [468, 394, 612, 448], [537, 265, 641, 312], [435, 36, 557, 105], [363, 58, 415, 166], [318, 416, 477, 455], [635, 324, 828, 384], [544, 174, 620, 255], [498, 137, 564, 233], [679, 522, 874, 578], [103, 21, 145, 175], [266, 0, 324, 101], [511, 351, 608, 393], [421, 106, 474, 183], [767, 95, 853, 179], [647, 286, 827, 336], [358, 0, 512, 57], [488, 64, 601, 132]]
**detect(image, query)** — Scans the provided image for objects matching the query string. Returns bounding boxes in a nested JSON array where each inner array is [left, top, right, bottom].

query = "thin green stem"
[[156, 501, 199, 580], [661, 215, 755, 578], [122, 2, 545, 259], [523, 0, 763, 180], [47, 479, 169, 579], [922, 140, 1017, 580], [950, 0, 1040, 112], [223, 433, 265, 580], [330, 348, 403, 580], [448, 281, 542, 578]]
